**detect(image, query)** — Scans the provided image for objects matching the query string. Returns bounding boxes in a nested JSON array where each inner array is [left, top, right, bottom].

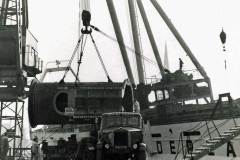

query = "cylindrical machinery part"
[[28, 80, 133, 127]]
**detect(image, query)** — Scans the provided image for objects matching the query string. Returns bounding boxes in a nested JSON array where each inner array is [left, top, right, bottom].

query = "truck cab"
[[97, 112, 146, 160]]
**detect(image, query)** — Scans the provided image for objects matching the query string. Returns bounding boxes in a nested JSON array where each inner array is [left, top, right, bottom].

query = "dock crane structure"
[[0, 0, 42, 158]]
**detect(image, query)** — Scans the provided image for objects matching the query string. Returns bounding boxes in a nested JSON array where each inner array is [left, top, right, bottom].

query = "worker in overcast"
[[31, 137, 40, 160], [134, 100, 140, 113], [0, 133, 9, 160], [179, 58, 184, 70]]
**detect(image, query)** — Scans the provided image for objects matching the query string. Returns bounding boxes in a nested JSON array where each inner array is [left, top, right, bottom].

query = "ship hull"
[[145, 118, 240, 159]]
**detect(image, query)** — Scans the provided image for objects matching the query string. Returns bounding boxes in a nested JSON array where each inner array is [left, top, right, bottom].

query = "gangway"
[[185, 93, 240, 160]]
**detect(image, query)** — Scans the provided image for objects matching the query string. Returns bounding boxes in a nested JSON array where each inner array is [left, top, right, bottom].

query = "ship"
[[1, 0, 240, 160]]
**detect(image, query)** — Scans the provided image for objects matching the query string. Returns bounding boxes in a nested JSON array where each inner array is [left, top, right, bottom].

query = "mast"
[[149, 0, 213, 101], [150, 0, 208, 79], [136, 0, 165, 77], [128, 0, 145, 84], [106, 0, 135, 86], [164, 42, 169, 70]]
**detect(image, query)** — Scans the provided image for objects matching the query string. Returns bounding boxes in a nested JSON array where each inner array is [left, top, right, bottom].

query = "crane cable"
[[89, 33, 112, 82], [76, 34, 88, 82], [60, 34, 84, 83], [90, 25, 159, 67]]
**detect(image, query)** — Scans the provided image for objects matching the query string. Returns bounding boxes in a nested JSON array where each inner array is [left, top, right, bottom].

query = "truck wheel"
[[96, 148, 103, 160], [82, 147, 95, 160], [136, 150, 146, 160]]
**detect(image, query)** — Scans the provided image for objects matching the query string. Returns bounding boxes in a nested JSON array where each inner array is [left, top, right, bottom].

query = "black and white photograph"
[[0, 0, 240, 160]]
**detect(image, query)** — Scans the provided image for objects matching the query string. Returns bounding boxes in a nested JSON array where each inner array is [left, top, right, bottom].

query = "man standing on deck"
[[179, 58, 184, 70]]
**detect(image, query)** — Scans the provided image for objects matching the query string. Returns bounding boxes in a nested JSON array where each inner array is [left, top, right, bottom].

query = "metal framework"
[[0, 1, 25, 158], [40, 64, 80, 82], [0, 0, 18, 25], [0, 0, 41, 159], [0, 99, 25, 159]]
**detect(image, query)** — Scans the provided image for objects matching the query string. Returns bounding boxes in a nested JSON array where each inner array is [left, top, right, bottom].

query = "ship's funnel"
[[28, 80, 133, 128]]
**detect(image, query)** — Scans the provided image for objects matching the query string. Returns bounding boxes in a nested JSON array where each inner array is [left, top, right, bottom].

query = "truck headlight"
[[132, 144, 138, 149], [88, 146, 95, 151], [104, 144, 110, 149]]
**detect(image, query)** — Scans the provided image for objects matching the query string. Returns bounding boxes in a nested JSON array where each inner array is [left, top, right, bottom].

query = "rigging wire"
[[173, 122, 205, 160], [196, 120, 229, 140], [89, 33, 112, 82], [90, 25, 159, 67], [60, 34, 83, 83], [196, 120, 230, 142], [81, 0, 89, 11], [61, 7, 112, 82], [173, 119, 231, 159], [76, 35, 88, 82]]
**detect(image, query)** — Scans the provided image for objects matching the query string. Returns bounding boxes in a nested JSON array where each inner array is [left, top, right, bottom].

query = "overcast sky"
[[27, 0, 240, 99]]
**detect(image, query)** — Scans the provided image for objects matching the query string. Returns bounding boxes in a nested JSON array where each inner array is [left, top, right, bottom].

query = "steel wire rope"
[[90, 25, 159, 67], [173, 122, 207, 160], [89, 33, 112, 82], [195, 119, 230, 143], [184, 119, 229, 146], [173, 119, 230, 160], [183, 117, 230, 144], [177, 119, 230, 159], [75, 34, 88, 82], [60, 34, 84, 83], [192, 120, 230, 145]]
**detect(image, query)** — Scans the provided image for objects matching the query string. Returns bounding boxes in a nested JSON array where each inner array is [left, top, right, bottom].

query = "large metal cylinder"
[[28, 80, 133, 127]]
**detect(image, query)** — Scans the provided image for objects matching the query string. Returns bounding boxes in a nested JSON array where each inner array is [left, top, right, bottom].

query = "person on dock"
[[0, 133, 9, 160], [31, 136, 40, 160]]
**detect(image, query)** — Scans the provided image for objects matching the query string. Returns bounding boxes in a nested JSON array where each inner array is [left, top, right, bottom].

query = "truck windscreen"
[[102, 115, 140, 129]]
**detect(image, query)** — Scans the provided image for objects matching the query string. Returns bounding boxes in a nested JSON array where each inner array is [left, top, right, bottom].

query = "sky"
[[27, 0, 240, 100]]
